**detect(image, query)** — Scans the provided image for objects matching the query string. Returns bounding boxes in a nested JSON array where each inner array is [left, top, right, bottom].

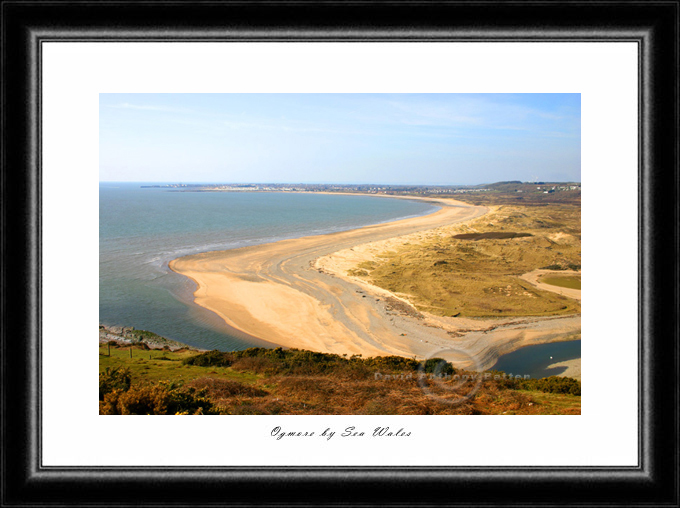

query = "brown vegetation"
[[100, 344, 581, 415]]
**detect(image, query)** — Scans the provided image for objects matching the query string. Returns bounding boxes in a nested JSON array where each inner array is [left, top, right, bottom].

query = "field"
[[539, 275, 581, 290], [346, 203, 581, 318], [100, 341, 580, 415]]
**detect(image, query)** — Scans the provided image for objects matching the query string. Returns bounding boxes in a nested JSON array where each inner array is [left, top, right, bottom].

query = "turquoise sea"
[[99, 183, 438, 350]]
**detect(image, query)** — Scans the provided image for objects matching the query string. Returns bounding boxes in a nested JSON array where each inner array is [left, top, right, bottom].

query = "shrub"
[[99, 381, 216, 415], [532, 376, 581, 396], [420, 358, 455, 375], [511, 375, 580, 396], [364, 355, 420, 372], [235, 347, 286, 359], [233, 348, 348, 375], [542, 264, 564, 270], [182, 350, 234, 367], [187, 347, 458, 379], [99, 367, 131, 400]]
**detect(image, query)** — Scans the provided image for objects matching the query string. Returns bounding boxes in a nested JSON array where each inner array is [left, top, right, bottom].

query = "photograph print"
[[99, 93, 581, 416]]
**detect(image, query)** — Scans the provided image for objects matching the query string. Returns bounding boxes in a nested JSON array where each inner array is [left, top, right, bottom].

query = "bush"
[[182, 350, 234, 367], [364, 355, 420, 372], [513, 375, 580, 396], [99, 381, 216, 415], [99, 367, 131, 400], [420, 358, 455, 375], [542, 264, 564, 270], [233, 348, 349, 375], [185, 347, 457, 379], [532, 376, 581, 396]]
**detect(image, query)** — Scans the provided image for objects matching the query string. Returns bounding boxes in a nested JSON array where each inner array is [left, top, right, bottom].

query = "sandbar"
[[545, 358, 581, 380]]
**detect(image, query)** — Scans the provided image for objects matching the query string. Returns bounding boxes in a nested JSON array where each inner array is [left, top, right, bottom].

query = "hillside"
[[99, 340, 580, 416]]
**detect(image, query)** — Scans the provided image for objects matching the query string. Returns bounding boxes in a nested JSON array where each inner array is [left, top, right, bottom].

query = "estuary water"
[[99, 183, 438, 350], [491, 340, 581, 379]]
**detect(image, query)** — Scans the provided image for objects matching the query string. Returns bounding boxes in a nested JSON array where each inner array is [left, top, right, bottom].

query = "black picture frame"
[[2, 1, 678, 506]]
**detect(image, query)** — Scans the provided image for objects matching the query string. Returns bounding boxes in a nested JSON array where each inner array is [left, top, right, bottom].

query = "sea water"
[[99, 183, 438, 350]]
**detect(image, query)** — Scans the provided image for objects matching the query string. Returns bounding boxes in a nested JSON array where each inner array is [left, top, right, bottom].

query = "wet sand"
[[545, 358, 582, 380]]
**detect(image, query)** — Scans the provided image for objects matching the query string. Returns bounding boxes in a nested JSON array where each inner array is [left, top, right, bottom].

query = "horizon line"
[[99, 180, 582, 186]]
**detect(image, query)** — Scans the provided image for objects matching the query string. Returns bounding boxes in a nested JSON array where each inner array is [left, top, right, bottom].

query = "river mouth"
[[490, 340, 581, 379]]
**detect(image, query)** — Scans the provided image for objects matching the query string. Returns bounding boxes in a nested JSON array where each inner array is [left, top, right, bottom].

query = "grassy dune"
[[100, 342, 580, 415], [347, 204, 581, 318]]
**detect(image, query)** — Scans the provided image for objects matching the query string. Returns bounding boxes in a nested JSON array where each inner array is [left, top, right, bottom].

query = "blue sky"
[[99, 93, 580, 185]]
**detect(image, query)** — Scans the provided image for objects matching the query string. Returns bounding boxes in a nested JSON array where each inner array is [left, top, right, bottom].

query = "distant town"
[[141, 181, 581, 198]]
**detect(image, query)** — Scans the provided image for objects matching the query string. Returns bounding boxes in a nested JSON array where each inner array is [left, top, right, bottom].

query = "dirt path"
[[519, 269, 581, 301]]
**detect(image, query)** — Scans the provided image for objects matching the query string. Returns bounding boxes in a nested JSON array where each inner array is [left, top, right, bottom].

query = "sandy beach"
[[545, 358, 581, 380], [170, 196, 581, 371]]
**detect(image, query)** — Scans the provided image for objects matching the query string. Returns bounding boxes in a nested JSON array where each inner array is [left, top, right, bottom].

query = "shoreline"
[[170, 194, 580, 371]]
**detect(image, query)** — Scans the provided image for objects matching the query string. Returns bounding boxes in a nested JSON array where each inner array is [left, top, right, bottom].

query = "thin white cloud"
[[383, 96, 578, 136], [222, 117, 372, 137], [109, 103, 192, 113]]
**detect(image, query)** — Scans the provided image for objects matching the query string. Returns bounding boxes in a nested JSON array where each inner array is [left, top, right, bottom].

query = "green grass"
[[99, 345, 260, 385], [540, 275, 581, 290]]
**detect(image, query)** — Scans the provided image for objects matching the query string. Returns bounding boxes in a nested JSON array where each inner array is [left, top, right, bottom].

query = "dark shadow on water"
[[491, 340, 580, 379], [532, 366, 569, 378]]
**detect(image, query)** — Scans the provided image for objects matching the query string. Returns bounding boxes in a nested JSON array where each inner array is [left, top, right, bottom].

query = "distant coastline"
[[139, 180, 581, 201]]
